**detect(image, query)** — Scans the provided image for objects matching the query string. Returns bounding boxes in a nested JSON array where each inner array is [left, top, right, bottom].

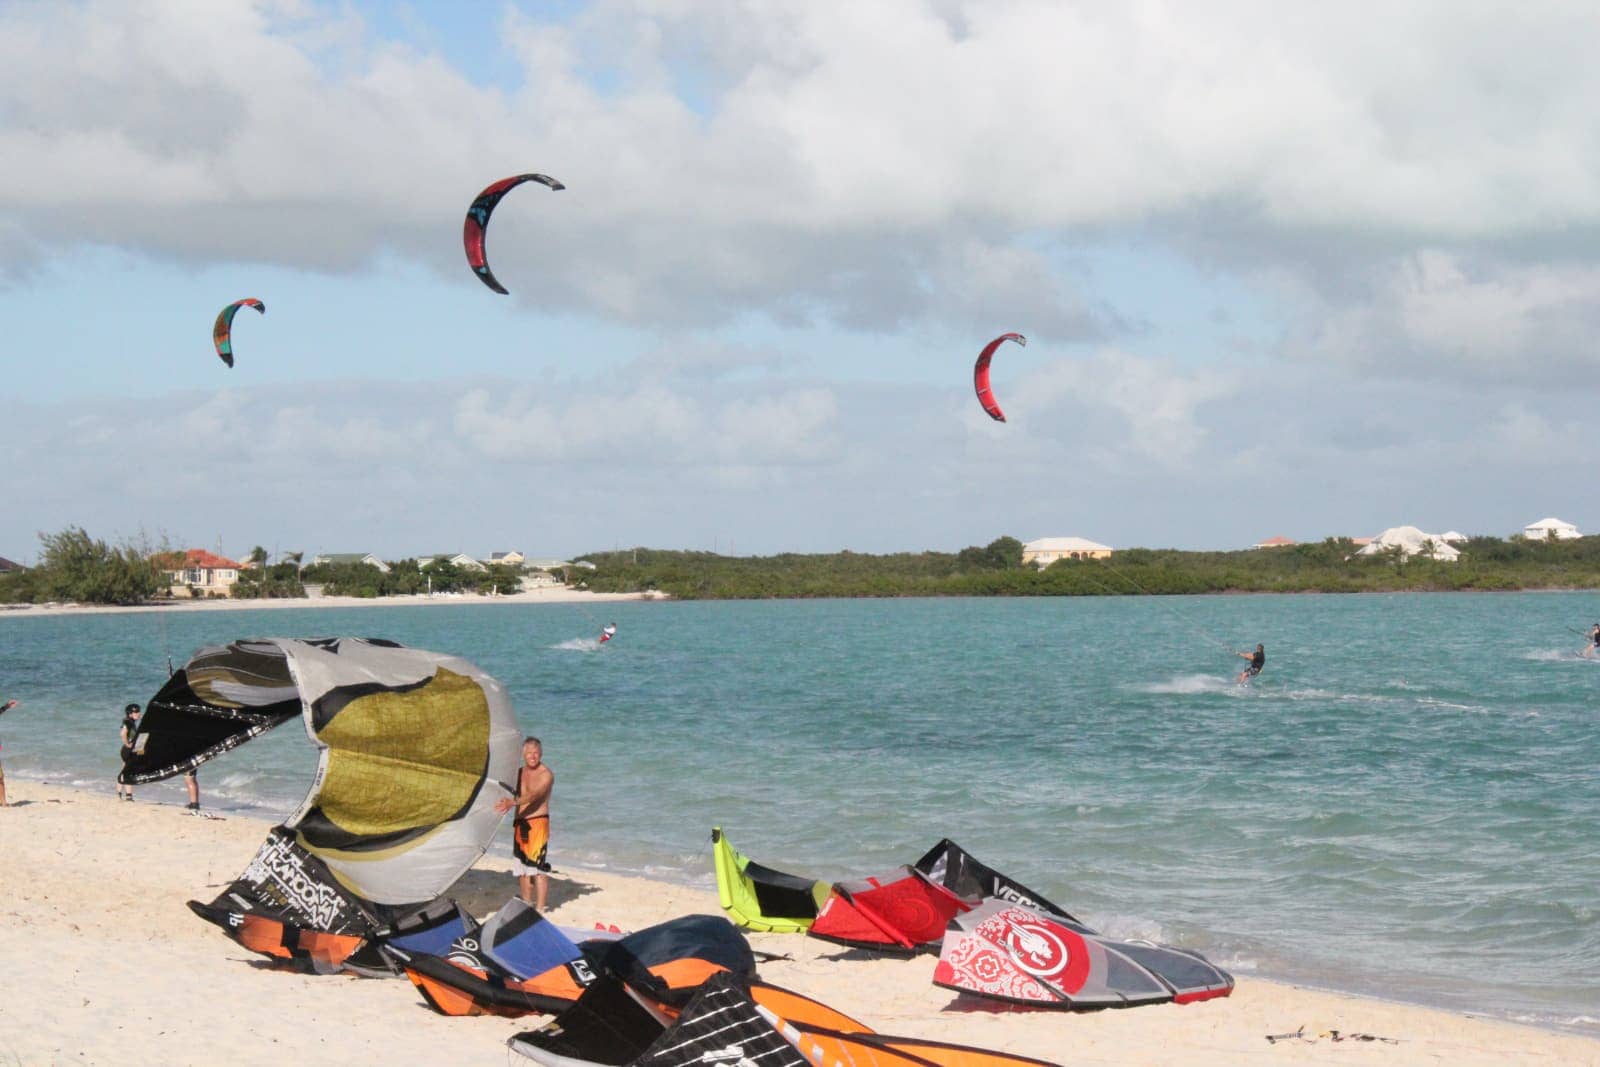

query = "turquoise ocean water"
[[1, 592, 1596, 1032]]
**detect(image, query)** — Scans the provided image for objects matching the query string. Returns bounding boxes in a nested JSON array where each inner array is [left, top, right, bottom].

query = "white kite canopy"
[[133, 638, 522, 913], [278, 637, 523, 905]]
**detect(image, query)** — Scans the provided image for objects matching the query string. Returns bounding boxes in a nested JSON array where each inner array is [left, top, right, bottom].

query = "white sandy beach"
[[1, 782, 1596, 1066], [0, 585, 656, 620]]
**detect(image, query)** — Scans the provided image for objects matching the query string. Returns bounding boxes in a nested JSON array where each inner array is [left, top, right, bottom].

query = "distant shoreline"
[[4, 585, 1596, 620], [0, 586, 660, 620]]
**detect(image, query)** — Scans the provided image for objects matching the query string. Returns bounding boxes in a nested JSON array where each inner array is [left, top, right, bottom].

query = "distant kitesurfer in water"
[[599, 622, 617, 644], [1585, 624, 1600, 658], [1235, 644, 1265, 684]]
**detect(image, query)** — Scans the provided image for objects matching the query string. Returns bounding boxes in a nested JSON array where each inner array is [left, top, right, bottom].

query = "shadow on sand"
[[448, 866, 604, 917]]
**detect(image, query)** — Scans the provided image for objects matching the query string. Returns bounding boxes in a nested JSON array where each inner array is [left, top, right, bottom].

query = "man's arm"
[[495, 767, 553, 814]]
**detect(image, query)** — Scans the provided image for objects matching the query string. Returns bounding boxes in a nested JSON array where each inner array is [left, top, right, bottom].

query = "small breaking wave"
[[1521, 649, 1598, 663], [1135, 674, 1247, 696]]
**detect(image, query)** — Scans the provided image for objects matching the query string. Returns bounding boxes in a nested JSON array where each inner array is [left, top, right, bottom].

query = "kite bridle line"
[[148, 601, 175, 679], [1063, 557, 1244, 658]]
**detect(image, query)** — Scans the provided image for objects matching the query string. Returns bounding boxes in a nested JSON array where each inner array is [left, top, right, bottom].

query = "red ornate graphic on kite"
[[973, 906, 1093, 993], [1002, 916, 1069, 978], [934, 938, 1054, 1003]]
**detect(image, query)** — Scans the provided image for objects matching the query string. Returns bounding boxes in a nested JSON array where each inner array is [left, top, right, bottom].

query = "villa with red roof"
[[154, 549, 246, 597], [1252, 536, 1297, 549]]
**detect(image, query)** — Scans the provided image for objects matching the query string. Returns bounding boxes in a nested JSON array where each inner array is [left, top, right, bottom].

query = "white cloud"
[[451, 379, 839, 467], [7, 1, 1600, 336], [1299, 250, 1600, 381], [1, 366, 1593, 558], [993, 348, 1234, 463], [7, 2, 1600, 557], [1486, 403, 1582, 458]]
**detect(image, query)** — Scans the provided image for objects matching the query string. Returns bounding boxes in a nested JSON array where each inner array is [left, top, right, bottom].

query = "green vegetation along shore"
[[573, 536, 1600, 600], [6, 530, 1599, 607]]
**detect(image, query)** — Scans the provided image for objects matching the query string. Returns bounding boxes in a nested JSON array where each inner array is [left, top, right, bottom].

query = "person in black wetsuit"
[[1585, 624, 1600, 658], [1235, 643, 1265, 684], [0, 698, 17, 807], [118, 704, 140, 801]]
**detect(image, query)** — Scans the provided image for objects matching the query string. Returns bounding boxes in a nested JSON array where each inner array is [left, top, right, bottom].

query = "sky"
[[4, 0, 1599, 562]]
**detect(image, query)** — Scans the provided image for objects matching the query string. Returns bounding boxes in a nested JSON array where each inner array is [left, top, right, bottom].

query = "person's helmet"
[[124, 702, 140, 715]]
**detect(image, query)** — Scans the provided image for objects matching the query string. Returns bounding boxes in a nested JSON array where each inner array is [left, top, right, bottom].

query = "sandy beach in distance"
[[0, 585, 657, 620], [2, 782, 1597, 1066]]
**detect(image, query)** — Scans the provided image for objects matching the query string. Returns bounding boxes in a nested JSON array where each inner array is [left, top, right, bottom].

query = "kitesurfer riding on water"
[[599, 623, 617, 644], [1586, 623, 1600, 658], [1235, 644, 1265, 684]]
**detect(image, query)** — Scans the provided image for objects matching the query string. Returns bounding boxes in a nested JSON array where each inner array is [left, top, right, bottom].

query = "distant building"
[[0, 556, 23, 573], [1439, 531, 1467, 544], [1252, 536, 1297, 549], [488, 550, 526, 567], [1022, 537, 1113, 566], [419, 553, 487, 573], [1523, 517, 1580, 541], [1357, 526, 1460, 562], [156, 549, 246, 596], [311, 552, 391, 573]]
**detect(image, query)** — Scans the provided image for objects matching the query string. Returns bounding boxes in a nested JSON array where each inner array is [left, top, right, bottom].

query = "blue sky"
[[4, 1, 1599, 562]]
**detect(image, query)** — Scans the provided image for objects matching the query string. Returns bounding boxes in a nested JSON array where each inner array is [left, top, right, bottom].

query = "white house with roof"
[[488, 550, 526, 567], [1357, 526, 1460, 562], [419, 553, 488, 572], [1022, 536, 1113, 566], [1523, 517, 1580, 541], [311, 552, 391, 573]]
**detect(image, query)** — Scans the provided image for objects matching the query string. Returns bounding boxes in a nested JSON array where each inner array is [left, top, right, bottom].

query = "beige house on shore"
[[1023, 537, 1113, 565]]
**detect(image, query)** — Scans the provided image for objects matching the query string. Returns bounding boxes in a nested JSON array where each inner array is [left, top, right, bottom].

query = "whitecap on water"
[[1522, 649, 1598, 662], [1415, 697, 1488, 713], [1134, 674, 1243, 695]]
